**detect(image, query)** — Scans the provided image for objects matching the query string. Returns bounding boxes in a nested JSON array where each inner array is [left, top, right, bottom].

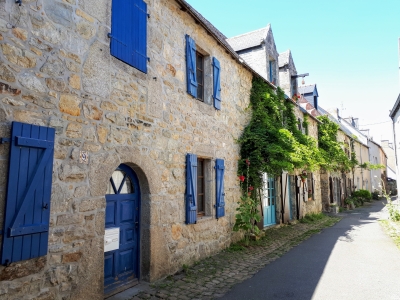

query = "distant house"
[[227, 25, 280, 85], [299, 84, 319, 111]]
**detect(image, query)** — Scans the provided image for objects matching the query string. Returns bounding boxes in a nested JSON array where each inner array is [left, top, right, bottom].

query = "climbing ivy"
[[237, 77, 322, 193], [317, 115, 352, 172]]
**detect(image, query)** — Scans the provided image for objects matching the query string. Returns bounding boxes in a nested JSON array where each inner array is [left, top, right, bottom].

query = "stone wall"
[[0, 0, 253, 299]]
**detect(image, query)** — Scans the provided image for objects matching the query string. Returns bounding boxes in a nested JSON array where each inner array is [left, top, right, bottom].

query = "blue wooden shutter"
[[212, 57, 221, 110], [110, 0, 148, 73], [186, 35, 197, 98], [1, 122, 55, 265], [215, 159, 225, 219], [185, 154, 197, 224]]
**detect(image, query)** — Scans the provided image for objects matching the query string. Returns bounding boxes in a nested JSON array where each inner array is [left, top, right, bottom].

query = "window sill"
[[196, 216, 213, 223]]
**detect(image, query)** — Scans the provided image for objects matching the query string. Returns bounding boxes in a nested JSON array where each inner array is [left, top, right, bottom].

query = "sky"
[[186, 0, 400, 144]]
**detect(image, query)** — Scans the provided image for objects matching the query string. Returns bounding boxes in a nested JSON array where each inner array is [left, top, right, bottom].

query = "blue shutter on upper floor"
[[215, 159, 225, 219], [212, 57, 221, 110], [110, 0, 148, 73], [185, 35, 197, 98], [1, 122, 55, 265], [185, 154, 197, 224]]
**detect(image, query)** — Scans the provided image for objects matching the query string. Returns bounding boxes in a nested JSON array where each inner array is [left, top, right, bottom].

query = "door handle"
[[135, 221, 139, 229]]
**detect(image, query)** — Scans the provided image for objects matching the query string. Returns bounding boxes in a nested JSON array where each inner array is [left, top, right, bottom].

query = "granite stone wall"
[[0, 0, 253, 299]]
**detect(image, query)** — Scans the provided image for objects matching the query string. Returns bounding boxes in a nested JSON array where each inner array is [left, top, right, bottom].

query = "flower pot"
[[330, 206, 339, 214]]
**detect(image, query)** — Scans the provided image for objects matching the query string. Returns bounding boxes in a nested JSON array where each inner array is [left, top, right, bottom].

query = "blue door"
[[104, 164, 140, 295], [263, 174, 276, 227]]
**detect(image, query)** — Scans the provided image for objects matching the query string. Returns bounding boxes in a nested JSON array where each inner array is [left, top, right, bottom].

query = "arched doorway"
[[104, 164, 141, 296]]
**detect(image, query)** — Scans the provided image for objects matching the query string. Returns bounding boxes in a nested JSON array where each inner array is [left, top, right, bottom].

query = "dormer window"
[[269, 60, 276, 84]]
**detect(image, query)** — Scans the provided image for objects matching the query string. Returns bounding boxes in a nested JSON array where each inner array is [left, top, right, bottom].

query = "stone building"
[[0, 0, 278, 298], [226, 27, 323, 224], [318, 107, 372, 210]]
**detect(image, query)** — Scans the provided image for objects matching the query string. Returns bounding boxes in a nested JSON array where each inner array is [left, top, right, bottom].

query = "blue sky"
[[186, 0, 400, 143]]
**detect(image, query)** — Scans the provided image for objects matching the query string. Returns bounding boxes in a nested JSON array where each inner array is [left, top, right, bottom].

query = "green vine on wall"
[[237, 77, 321, 195], [317, 115, 353, 172]]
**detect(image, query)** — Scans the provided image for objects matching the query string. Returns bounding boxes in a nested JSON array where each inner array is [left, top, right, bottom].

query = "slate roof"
[[298, 97, 320, 117], [278, 50, 290, 68], [298, 84, 317, 95], [226, 25, 270, 52]]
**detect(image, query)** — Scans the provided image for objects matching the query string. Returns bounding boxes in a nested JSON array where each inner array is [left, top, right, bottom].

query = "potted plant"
[[308, 189, 313, 201], [345, 198, 355, 210], [329, 203, 339, 214], [300, 171, 307, 183]]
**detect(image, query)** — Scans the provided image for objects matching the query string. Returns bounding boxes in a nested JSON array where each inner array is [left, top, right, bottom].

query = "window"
[[185, 154, 225, 224], [269, 59, 276, 84], [196, 52, 204, 101], [197, 158, 205, 215], [185, 35, 221, 110], [298, 118, 302, 131], [110, 0, 148, 73]]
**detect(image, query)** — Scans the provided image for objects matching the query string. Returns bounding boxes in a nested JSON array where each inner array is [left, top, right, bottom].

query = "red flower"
[[245, 159, 250, 166], [249, 186, 254, 191], [239, 175, 245, 182]]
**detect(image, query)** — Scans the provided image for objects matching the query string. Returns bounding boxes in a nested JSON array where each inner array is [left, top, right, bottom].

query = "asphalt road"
[[221, 200, 400, 300]]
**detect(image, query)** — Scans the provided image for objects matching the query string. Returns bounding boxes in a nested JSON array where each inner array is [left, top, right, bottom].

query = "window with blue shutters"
[[215, 159, 225, 219], [185, 155, 225, 224], [212, 57, 221, 110], [1, 121, 55, 265], [110, 0, 148, 73]]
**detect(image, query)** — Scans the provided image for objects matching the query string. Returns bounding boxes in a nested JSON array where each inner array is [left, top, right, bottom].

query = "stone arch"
[[88, 146, 160, 282]]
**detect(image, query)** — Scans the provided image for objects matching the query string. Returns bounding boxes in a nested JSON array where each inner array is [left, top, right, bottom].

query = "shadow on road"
[[220, 201, 384, 300]]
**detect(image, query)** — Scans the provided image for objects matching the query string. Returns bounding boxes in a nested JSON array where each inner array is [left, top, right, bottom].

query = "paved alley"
[[221, 200, 400, 300]]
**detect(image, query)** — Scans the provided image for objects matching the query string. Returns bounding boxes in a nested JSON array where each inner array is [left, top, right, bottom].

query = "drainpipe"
[[360, 143, 364, 189], [392, 117, 399, 195]]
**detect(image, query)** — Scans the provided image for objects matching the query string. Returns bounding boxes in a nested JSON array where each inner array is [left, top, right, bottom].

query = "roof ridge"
[[227, 24, 270, 40]]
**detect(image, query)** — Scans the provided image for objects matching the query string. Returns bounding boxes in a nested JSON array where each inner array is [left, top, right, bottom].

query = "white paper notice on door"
[[104, 227, 120, 252]]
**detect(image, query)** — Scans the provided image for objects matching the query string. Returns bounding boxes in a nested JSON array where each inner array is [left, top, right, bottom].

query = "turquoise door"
[[263, 174, 276, 227], [104, 164, 140, 296]]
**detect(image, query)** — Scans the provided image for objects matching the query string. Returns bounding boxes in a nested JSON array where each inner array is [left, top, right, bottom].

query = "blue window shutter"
[[1, 122, 55, 265], [110, 0, 148, 73], [215, 159, 225, 219], [185, 154, 197, 224], [212, 57, 221, 110], [185, 35, 197, 98]]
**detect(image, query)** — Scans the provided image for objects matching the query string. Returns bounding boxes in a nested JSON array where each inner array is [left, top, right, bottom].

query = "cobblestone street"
[[109, 214, 340, 300]]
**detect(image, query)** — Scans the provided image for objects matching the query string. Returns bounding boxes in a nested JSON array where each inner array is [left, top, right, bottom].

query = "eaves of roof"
[[389, 93, 400, 119], [369, 139, 388, 158], [175, 0, 275, 89]]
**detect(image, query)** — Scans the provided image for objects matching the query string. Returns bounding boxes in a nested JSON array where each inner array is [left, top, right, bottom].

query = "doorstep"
[[105, 281, 150, 300]]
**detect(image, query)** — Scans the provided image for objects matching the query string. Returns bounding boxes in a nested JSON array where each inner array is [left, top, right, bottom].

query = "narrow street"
[[221, 200, 400, 300]]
